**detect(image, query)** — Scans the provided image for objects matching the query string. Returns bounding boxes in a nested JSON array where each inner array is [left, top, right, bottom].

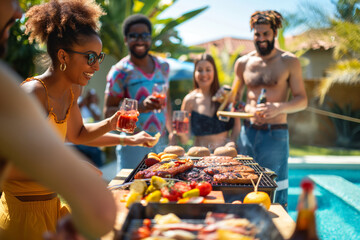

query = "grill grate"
[[124, 156, 277, 190]]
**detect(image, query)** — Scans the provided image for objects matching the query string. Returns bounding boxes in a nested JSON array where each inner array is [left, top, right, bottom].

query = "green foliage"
[[97, 0, 208, 60], [5, 20, 42, 80], [331, 21, 360, 58], [209, 44, 244, 86], [284, 0, 360, 102], [289, 144, 360, 156], [6, 0, 207, 78], [4, 0, 45, 79]]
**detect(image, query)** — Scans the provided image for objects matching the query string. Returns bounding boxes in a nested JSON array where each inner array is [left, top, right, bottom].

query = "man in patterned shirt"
[[104, 14, 172, 171]]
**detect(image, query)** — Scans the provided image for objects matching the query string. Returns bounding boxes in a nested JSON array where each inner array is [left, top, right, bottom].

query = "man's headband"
[[250, 10, 283, 31]]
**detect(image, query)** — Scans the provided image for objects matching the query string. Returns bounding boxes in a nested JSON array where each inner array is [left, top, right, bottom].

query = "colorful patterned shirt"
[[105, 55, 169, 136]]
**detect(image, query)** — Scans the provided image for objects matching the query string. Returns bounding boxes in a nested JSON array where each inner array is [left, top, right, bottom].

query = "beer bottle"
[[257, 88, 267, 104], [290, 178, 319, 240]]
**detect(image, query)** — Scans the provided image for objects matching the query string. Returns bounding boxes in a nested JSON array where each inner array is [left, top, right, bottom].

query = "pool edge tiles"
[[289, 155, 360, 170], [309, 175, 360, 213]]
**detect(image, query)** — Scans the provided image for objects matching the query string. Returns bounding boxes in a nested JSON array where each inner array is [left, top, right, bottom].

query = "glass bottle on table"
[[290, 178, 319, 240]]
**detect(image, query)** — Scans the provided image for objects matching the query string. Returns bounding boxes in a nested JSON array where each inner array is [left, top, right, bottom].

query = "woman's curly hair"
[[250, 10, 283, 32], [25, 0, 105, 65]]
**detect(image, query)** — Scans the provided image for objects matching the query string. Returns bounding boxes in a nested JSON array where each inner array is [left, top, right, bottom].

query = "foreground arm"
[[0, 62, 116, 239], [67, 87, 155, 147]]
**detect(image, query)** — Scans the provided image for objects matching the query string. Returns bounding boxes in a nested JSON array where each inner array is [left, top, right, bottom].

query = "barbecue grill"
[[124, 155, 278, 203]]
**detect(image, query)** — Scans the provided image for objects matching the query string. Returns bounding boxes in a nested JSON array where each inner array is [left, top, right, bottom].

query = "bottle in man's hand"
[[257, 88, 267, 104]]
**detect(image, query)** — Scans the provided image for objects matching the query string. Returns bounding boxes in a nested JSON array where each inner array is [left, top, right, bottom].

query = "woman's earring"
[[60, 63, 67, 71]]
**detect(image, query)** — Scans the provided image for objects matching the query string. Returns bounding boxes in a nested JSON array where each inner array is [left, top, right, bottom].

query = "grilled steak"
[[213, 172, 258, 184], [134, 159, 194, 179], [194, 156, 242, 168], [203, 165, 255, 175], [177, 167, 214, 183]]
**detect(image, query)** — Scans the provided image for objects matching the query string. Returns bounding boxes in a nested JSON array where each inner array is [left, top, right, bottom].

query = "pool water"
[[288, 169, 360, 240]]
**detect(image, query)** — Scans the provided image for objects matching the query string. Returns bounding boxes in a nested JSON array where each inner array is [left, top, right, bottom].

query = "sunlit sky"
[[159, 0, 336, 46]]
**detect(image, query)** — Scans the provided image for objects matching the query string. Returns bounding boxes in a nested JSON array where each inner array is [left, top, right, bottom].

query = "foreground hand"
[[139, 95, 162, 113], [108, 111, 121, 130], [256, 102, 282, 120], [128, 131, 156, 147], [212, 85, 231, 103]]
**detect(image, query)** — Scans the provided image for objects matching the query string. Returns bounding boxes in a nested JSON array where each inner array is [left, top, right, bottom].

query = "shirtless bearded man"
[[232, 10, 307, 207]]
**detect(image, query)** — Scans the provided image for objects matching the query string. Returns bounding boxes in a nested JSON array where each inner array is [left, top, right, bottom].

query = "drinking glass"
[[172, 110, 190, 134], [117, 98, 139, 133], [152, 83, 167, 113]]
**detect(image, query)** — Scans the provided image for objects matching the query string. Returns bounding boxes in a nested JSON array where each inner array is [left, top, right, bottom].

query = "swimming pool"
[[288, 168, 360, 240]]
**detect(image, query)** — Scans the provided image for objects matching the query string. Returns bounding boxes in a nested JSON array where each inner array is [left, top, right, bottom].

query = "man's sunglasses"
[[127, 32, 151, 42], [64, 49, 105, 66]]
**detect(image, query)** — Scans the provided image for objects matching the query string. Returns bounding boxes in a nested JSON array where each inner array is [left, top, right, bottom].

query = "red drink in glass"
[[152, 93, 166, 108], [117, 110, 138, 133], [172, 118, 189, 134], [172, 110, 190, 134], [152, 84, 167, 112], [117, 98, 138, 133]]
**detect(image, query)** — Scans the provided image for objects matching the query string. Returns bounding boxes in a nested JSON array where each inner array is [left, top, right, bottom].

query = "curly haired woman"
[[0, 0, 155, 239]]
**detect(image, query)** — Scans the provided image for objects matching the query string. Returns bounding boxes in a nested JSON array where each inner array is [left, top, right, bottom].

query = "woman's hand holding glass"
[[116, 98, 139, 133]]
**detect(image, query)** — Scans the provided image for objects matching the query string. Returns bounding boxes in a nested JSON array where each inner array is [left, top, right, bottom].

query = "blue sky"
[[159, 0, 336, 46]]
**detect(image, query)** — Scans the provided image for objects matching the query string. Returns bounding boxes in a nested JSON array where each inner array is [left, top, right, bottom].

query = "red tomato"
[[190, 180, 197, 189], [196, 182, 212, 197], [160, 186, 181, 201], [173, 182, 192, 195]]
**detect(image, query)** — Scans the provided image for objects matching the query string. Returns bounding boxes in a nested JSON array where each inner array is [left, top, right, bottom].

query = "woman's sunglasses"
[[64, 49, 105, 66]]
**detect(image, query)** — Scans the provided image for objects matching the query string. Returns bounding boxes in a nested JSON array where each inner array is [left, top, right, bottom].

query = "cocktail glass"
[[152, 83, 167, 113], [117, 98, 139, 133], [172, 110, 189, 134]]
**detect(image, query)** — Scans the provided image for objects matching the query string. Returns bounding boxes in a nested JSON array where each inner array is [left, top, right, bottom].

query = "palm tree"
[[7, 0, 206, 78], [5, 0, 44, 80], [284, 0, 360, 102], [97, 0, 207, 60]]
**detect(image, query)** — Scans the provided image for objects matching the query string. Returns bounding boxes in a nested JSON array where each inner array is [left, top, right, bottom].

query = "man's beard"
[[129, 45, 150, 59], [255, 38, 275, 56]]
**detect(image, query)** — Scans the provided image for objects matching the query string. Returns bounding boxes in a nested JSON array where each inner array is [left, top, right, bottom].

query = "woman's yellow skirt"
[[0, 192, 70, 240]]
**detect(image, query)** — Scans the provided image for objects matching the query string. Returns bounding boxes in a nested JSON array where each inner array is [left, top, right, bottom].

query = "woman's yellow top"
[[2, 78, 74, 196]]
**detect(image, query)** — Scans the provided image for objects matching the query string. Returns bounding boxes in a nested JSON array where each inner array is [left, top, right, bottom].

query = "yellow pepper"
[[182, 188, 200, 198]]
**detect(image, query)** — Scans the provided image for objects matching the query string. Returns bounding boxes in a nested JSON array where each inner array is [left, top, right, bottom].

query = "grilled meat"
[[194, 156, 242, 168], [213, 172, 258, 184], [177, 167, 214, 183], [134, 159, 194, 179], [204, 165, 255, 176]]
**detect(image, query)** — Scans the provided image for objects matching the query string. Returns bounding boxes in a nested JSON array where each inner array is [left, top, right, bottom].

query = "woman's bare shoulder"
[[182, 90, 198, 110], [21, 79, 47, 103]]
